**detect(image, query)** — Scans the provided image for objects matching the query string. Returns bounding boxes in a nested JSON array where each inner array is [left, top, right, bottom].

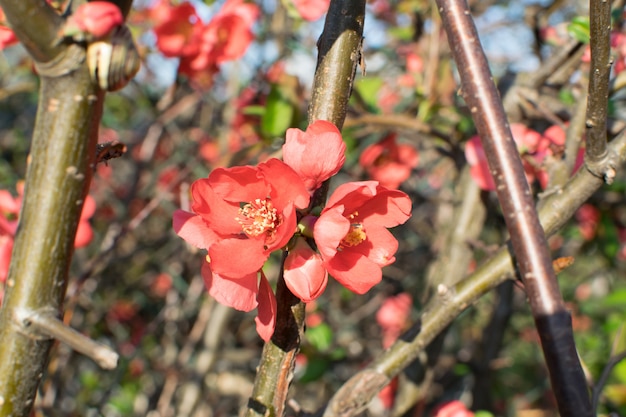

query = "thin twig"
[[25, 311, 118, 370]]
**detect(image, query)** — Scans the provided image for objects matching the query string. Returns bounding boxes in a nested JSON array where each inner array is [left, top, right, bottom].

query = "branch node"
[[584, 149, 620, 184], [34, 43, 85, 78], [24, 310, 118, 370]]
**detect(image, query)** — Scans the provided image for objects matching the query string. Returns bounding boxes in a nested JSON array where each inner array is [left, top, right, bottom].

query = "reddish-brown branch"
[[434, 0, 592, 415]]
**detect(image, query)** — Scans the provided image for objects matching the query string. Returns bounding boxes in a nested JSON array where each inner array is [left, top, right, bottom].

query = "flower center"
[[237, 198, 278, 237], [340, 223, 366, 248]]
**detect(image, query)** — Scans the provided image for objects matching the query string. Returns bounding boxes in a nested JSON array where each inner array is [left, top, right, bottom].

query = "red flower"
[[190, 159, 308, 278], [66, 2, 123, 39], [153, 1, 202, 58], [0, 26, 17, 50], [376, 292, 412, 348], [432, 401, 474, 417], [174, 208, 278, 341], [283, 120, 346, 193], [284, 237, 327, 302], [359, 133, 419, 189], [313, 181, 411, 294], [292, 0, 330, 21]]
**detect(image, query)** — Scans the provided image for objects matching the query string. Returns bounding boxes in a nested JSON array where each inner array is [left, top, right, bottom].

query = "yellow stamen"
[[340, 223, 366, 248], [236, 198, 279, 237]]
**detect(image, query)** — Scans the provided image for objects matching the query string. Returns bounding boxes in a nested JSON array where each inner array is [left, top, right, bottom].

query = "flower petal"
[[283, 120, 345, 192], [325, 250, 382, 294], [191, 178, 244, 235], [255, 271, 277, 342], [173, 209, 219, 249], [313, 205, 350, 260], [202, 261, 258, 312], [284, 238, 328, 302], [209, 236, 268, 278], [260, 158, 310, 209]]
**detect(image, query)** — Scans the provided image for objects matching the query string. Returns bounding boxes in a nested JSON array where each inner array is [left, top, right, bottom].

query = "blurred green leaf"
[[306, 323, 333, 352], [568, 17, 590, 43], [354, 77, 383, 112]]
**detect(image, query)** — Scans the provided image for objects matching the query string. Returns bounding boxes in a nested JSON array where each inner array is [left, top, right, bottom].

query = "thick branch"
[[435, 0, 592, 415], [0, 66, 104, 416], [0, 0, 63, 62]]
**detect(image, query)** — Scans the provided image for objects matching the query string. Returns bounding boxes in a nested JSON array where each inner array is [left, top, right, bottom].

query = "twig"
[[25, 310, 118, 370], [435, 0, 592, 415], [585, 0, 613, 176]]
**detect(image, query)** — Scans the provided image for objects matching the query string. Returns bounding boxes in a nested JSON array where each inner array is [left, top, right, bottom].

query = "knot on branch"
[[584, 149, 620, 184], [34, 44, 85, 78]]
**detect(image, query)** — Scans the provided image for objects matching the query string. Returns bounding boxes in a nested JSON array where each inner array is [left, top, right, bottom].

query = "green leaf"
[[306, 323, 333, 352], [568, 17, 590, 43], [260, 84, 296, 139], [354, 77, 383, 112]]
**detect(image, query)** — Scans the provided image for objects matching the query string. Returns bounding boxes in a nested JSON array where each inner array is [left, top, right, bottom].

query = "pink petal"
[[0, 235, 13, 283], [260, 158, 310, 210], [284, 238, 328, 302], [191, 178, 244, 235], [464, 135, 485, 165], [209, 237, 268, 278], [202, 261, 258, 311], [283, 121, 345, 192], [207, 165, 268, 203], [325, 250, 382, 294], [355, 225, 398, 267], [313, 206, 350, 260], [266, 202, 298, 252], [357, 187, 412, 228], [292, 0, 330, 21], [173, 210, 219, 249], [255, 271, 277, 342]]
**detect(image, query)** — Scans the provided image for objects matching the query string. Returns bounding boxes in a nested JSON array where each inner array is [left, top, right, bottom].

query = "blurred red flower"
[[292, 0, 330, 21], [313, 181, 411, 294], [376, 292, 412, 348], [283, 120, 345, 193], [66, 2, 123, 39], [432, 400, 474, 417], [465, 123, 568, 191], [153, 1, 202, 58], [359, 133, 419, 189], [0, 186, 95, 304]]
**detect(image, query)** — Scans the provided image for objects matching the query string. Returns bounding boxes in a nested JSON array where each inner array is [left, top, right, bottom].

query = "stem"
[[244, 0, 366, 415], [435, 0, 592, 415], [0, 67, 104, 416], [584, 0, 612, 174], [319, 131, 626, 417]]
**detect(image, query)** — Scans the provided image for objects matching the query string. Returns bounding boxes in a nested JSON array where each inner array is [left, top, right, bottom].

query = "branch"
[[318, 131, 626, 417], [584, 0, 613, 176], [25, 310, 118, 369], [0, 0, 63, 62], [244, 1, 366, 416], [435, 0, 592, 415]]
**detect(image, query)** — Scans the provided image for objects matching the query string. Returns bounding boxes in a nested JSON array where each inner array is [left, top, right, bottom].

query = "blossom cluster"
[[174, 121, 412, 341], [465, 123, 579, 191], [147, 0, 259, 88]]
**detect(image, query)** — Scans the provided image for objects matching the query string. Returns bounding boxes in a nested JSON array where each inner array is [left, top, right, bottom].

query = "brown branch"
[[244, 1, 366, 416], [585, 0, 614, 177], [435, 0, 592, 415], [318, 130, 626, 417]]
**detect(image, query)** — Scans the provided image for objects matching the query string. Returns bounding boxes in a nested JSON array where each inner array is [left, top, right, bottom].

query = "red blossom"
[[359, 133, 419, 189], [66, 2, 124, 39], [432, 400, 474, 417], [283, 120, 346, 193], [376, 292, 412, 348], [465, 123, 568, 191], [0, 26, 17, 50], [313, 181, 411, 294], [284, 237, 328, 302], [292, 0, 330, 21], [153, 1, 202, 58]]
